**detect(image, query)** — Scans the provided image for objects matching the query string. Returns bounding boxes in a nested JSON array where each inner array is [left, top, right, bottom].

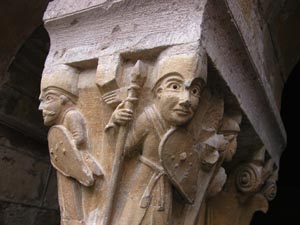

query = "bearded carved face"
[[39, 90, 64, 126], [155, 74, 203, 126]]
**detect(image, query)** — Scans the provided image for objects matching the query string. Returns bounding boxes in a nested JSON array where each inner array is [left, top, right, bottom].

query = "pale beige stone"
[[39, 1, 286, 224]]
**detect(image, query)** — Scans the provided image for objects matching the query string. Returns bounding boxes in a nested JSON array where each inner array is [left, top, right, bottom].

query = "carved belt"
[[139, 156, 166, 211]]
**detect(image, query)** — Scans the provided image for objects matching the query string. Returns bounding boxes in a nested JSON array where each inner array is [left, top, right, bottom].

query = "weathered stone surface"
[[1, 0, 298, 224], [202, 0, 286, 165], [39, 0, 290, 225], [42, 0, 287, 167], [43, 0, 207, 67], [44, 0, 107, 20], [226, 0, 284, 108]]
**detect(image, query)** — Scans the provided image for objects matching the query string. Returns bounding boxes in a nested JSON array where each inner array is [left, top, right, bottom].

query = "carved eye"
[[172, 84, 180, 90], [167, 82, 182, 91], [191, 86, 201, 96], [45, 95, 54, 102]]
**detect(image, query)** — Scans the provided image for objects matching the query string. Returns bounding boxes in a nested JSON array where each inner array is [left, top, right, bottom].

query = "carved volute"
[[203, 147, 278, 225]]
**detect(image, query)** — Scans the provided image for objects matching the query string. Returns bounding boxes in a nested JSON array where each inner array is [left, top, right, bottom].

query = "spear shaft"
[[101, 60, 146, 225]]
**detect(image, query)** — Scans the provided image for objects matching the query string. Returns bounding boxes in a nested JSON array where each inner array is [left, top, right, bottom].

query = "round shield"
[[48, 125, 94, 186], [159, 127, 199, 204]]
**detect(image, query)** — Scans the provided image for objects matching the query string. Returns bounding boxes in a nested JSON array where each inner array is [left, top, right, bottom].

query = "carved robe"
[[107, 104, 173, 225], [54, 108, 88, 225]]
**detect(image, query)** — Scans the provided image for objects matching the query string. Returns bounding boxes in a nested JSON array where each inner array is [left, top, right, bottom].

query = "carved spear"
[[101, 60, 147, 225]]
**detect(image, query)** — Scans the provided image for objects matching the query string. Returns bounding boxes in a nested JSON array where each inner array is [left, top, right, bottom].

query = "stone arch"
[[0, 24, 60, 225]]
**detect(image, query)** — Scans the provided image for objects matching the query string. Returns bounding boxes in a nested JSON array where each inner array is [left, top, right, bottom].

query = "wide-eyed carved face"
[[155, 73, 203, 126], [39, 90, 64, 126]]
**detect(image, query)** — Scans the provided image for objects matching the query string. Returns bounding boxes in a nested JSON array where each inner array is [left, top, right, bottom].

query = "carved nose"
[[179, 90, 191, 107], [179, 100, 191, 107], [38, 102, 43, 111]]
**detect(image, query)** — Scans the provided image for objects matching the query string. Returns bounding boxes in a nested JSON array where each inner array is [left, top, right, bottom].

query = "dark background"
[[251, 62, 300, 225]]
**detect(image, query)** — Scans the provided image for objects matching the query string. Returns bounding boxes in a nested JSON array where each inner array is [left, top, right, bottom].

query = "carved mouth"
[[43, 111, 56, 117], [174, 109, 191, 116]]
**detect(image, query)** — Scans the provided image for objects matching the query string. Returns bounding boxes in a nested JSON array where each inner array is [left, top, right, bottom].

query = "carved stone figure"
[[218, 112, 242, 162], [39, 66, 102, 225], [37, 1, 289, 224], [104, 52, 226, 225], [38, 47, 245, 225]]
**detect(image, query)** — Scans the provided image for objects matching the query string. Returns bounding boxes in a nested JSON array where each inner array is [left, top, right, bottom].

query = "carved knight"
[[105, 51, 226, 225], [39, 66, 102, 225]]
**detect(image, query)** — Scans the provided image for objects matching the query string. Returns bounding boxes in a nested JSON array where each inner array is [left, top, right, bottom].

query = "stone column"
[[40, 1, 286, 225]]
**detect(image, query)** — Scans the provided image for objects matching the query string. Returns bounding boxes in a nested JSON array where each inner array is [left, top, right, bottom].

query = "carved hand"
[[81, 151, 103, 177], [102, 87, 128, 107], [111, 100, 134, 126], [201, 134, 227, 171]]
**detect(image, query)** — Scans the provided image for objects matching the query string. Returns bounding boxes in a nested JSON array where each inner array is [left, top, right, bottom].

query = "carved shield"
[[159, 128, 199, 204], [48, 125, 94, 186]]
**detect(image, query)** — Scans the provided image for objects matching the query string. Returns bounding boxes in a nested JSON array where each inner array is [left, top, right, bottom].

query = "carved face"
[[223, 133, 238, 161], [39, 90, 64, 126], [155, 74, 202, 126]]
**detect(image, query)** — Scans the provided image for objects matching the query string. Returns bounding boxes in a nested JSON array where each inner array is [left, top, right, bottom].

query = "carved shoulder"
[[63, 109, 88, 149]]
